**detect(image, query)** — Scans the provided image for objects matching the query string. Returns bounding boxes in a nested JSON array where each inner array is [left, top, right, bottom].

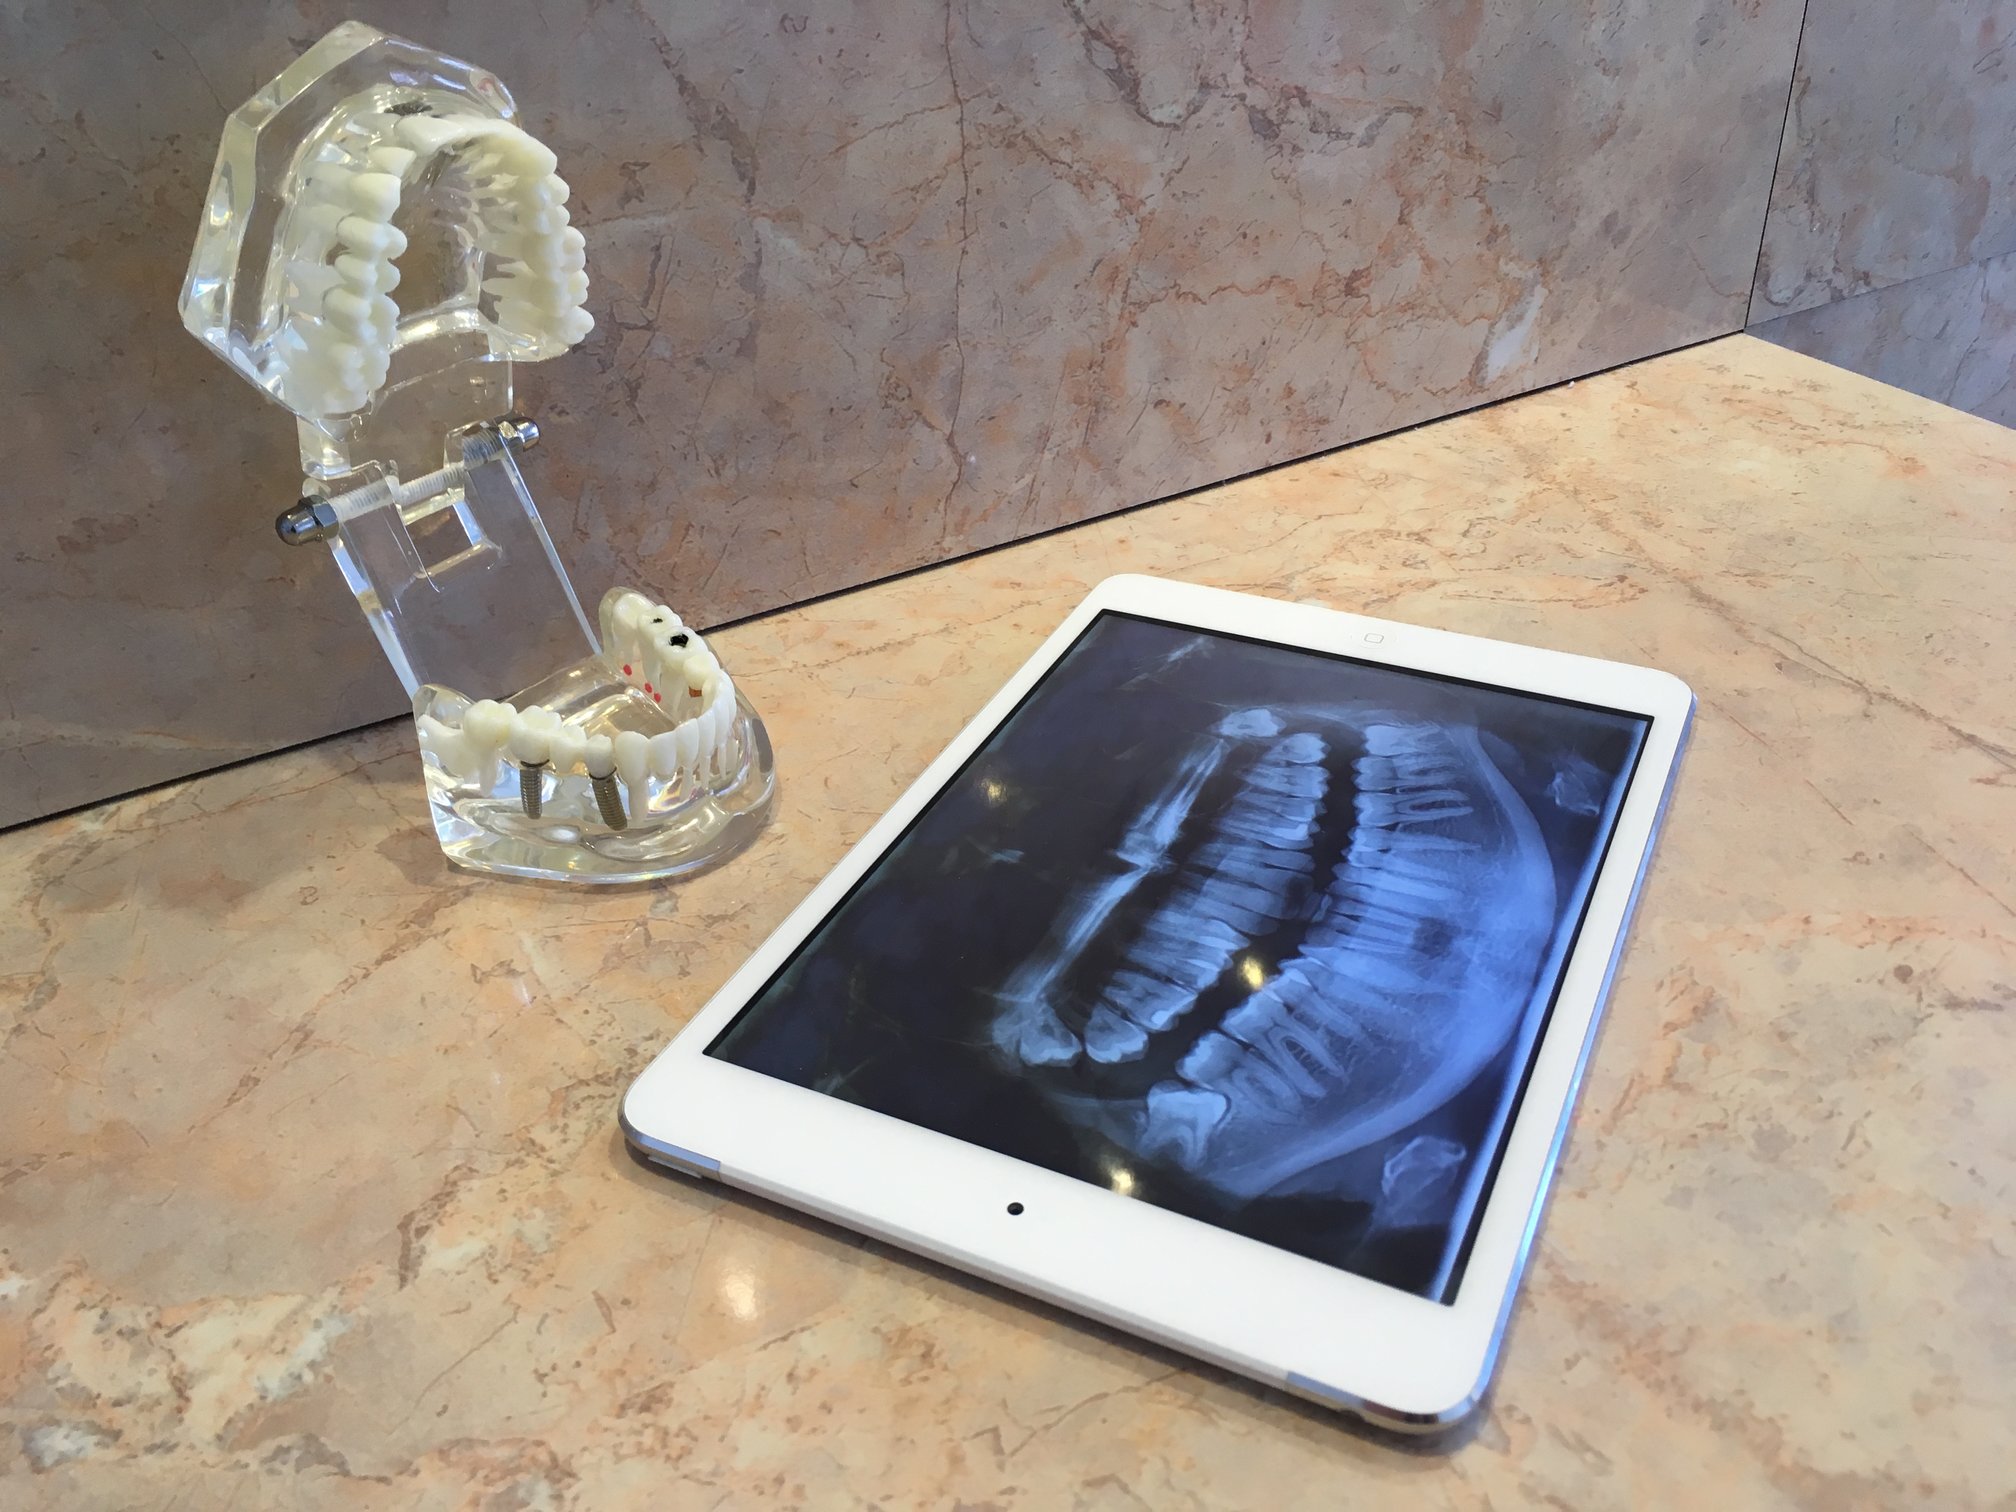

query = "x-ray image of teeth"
[[709, 613, 1649, 1301]]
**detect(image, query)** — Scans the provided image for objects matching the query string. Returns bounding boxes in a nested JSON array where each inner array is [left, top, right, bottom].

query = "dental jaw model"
[[180, 23, 773, 882]]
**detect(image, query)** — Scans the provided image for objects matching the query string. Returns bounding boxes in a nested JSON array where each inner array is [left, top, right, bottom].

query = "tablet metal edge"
[[619, 1105, 721, 1180], [1435, 689, 1697, 1426]]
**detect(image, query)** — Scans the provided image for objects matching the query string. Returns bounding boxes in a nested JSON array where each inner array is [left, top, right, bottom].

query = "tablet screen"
[[708, 611, 1650, 1302]]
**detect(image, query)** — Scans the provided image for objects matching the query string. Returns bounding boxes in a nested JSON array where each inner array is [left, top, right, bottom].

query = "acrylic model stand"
[[179, 21, 773, 883]]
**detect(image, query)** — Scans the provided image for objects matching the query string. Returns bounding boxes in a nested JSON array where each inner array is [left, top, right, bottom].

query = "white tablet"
[[622, 574, 1692, 1431]]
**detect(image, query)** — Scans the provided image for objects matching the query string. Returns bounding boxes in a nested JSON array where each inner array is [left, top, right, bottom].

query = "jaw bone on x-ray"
[[708, 613, 1646, 1300]]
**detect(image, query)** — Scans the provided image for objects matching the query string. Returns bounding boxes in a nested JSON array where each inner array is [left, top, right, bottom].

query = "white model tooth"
[[584, 734, 616, 781], [680, 650, 716, 692], [560, 308, 595, 344], [486, 200, 565, 235], [367, 144, 417, 178], [338, 215, 408, 258], [333, 253, 397, 293], [647, 730, 685, 781], [304, 165, 356, 201], [507, 710, 553, 766], [395, 114, 471, 155], [344, 109, 399, 137], [458, 700, 514, 788], [483, 276, 581, 315], [368, 293, 400, 343], [485, 229, 556, 264], [548, 723, 587, 774], [614, 730, 651, 793], [672, 719, 701, 776], [287, 260, 341, 299], [416, 714, 470, 777], [323, 287, 373, 332], [494, 129, 558, 177], [463, 699, 513, 749], [339, 171, 401, 220], [610, 591, 653, 639], [296, 202, 347, 240]]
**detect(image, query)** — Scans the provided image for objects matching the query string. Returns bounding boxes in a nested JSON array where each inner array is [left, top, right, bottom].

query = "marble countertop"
[[4, 336, 2011, 1507]]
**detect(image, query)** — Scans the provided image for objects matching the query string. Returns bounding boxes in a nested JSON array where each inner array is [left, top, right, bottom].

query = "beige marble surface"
[[1753, 249, 2016, 430], [0, 0, 1807, 826], [5, 336, 2014, 1508], [1750, 0, 2016, 321]]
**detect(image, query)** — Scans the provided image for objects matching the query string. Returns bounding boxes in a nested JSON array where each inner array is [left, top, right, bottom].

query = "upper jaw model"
[[180, 23, 775, 883], [265, 106, 592, 421]]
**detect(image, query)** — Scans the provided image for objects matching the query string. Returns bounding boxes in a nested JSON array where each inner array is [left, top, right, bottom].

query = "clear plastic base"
[[415, 668, 775, 884]]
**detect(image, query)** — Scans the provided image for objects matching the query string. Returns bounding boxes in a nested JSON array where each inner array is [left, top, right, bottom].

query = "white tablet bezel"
[[622, 574, 1693, 1430]]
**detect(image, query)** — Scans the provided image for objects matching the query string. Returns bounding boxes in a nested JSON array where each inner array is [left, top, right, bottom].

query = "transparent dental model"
[[180, 21, 773, 883]]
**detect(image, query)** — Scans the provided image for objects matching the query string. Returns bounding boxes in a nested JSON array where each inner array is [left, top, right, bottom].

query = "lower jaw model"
[[415, 589, 757, 840], [990, 707, 1558, 1205]]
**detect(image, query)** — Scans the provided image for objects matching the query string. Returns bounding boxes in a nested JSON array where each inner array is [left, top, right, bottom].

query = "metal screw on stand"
[[273, 413, 542, 546]]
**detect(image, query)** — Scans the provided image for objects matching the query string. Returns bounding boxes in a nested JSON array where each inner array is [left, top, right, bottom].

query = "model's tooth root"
[[1137, 1083, 1230, 1165]]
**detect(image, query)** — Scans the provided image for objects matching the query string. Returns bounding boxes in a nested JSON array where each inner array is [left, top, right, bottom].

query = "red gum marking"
[[622, 664, 632, 676], [644, 682, 653, 693], [653, 693, 661, 703]]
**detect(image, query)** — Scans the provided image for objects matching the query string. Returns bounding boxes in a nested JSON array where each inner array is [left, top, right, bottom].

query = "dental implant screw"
[[518, 761, 547, 818], [590, 771, 628, 831]]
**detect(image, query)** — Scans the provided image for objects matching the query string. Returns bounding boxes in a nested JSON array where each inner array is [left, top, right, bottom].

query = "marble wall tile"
[[1751, 250, 2016, 428], [1, 0, 1806, 828], [1750, 0, 2016, 321]]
